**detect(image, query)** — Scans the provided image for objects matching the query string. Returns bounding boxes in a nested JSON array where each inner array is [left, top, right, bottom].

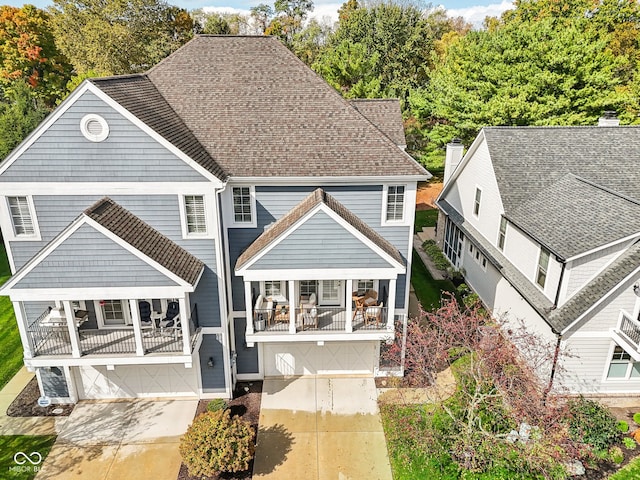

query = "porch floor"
[[258, 309, 387, 333]]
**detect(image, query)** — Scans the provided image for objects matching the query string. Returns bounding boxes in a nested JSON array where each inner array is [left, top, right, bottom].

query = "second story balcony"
[[613, 311, 640, 356]]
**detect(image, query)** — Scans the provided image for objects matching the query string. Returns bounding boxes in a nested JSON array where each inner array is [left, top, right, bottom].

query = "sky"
[[3, 0, 515, 27]]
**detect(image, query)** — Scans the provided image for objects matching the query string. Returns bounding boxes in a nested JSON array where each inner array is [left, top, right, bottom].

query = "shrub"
[[618, 420, 630, 433], [623, 437, 636, 450], [207, 398, 228, 412], [422, 240, 451, 271], [610, 446, 624, 464], [633, 412, 640, 425], [179, 410, 255, 477], [567, 397, 621, 450]]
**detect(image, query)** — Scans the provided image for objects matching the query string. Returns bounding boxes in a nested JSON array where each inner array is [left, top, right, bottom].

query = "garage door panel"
[[264, 342, 377, 376], [74, 365, 198, 400]]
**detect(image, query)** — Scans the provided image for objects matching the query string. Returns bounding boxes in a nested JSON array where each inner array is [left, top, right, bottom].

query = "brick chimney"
[[598, 111, 620, 126], [444, 138, 464, 185]]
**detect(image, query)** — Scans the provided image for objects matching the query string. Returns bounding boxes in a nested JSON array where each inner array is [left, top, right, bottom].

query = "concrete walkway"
[[253, 376, 392, 480], [413, 233, 447, 281], [0, 367, 67, 436], [35, 398, 197, 480]]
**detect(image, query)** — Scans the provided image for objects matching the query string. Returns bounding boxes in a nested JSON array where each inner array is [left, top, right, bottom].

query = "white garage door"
[[74, 364, 199, 400], [263, 341, 378, 376]]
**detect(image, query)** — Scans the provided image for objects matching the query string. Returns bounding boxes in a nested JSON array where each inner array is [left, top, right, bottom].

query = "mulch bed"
[[6, 377, 75, 417], [177, 381, 262, 480]]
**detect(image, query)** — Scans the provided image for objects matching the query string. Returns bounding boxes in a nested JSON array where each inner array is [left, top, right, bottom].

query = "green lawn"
[[411, 250, 457, 311], [414, 209, 439, 234], [0, 243, 21, 390], [0, 435, 56, 480]]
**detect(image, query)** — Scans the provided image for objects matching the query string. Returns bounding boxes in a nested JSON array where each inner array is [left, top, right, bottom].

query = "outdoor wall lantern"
[[634, 284, 640, 297], [207, 357, 214, 368]]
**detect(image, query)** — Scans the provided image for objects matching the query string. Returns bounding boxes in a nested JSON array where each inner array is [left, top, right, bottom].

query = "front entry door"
[[319, 280, 343, 306]]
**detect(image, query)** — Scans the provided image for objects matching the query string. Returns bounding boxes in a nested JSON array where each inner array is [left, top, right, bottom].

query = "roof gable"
[[236, 189, 404, 272], [147, 36, 426, 178], [0, 88, 211, 183]]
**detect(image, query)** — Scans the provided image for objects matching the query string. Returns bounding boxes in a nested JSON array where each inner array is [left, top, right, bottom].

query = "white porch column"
[[387, 279, 396, 331], [288, 280, 296, 334], [62, 301, 81, 358], [180, 297, 191, 355], [12, 301, 33, 359], [244, 282, 254, 335], [345, 279, 353, 333], [129, 299, 145, 356]]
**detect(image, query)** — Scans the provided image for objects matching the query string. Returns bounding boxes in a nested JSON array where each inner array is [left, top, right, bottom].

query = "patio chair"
[[139, 301, 153, 326], [300, 293, 317, 311], [159, 301, 180, 336], [297, 306, 318, 330], [365, 302, 384, 327]]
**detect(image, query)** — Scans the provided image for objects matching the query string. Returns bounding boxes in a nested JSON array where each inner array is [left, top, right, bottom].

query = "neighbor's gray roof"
[[349, 99, 407, 147], [142, 35, 426, 178], [236, 188, 404, 270], [85, 198, 204, 285], [91, 75, 227, 181], [507, 174, 640, 260], [483, 126, 640, 257]]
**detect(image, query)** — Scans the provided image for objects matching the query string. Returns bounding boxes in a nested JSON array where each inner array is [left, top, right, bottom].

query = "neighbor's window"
[[232, 187, 252, 223], [498, 217, 507, 251], [184, 195, 207, 235], [607, 346, 640, 379], [386, 185, 405, 222], [536, 247, 550, 288], [8, 196, 35, 237], [473, 188, 482, 216], [264, 281, 283, 298]]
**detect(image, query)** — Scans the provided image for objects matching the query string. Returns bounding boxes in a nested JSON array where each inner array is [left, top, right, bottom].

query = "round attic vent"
[[80, 114, 109, 142]]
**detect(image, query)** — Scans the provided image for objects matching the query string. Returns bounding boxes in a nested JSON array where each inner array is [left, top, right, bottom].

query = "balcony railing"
[[620, 314, 640, 348], [28, 305, 200, 357], [252, 306, 388, 333]]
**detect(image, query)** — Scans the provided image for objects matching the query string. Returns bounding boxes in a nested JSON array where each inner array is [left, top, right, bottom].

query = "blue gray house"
[[0, 36, 428, 402]]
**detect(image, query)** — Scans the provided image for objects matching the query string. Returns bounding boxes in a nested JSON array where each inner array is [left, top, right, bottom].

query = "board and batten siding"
[[199, 334, 227, 391], [10, 195, 221, 327], [0, 90, 208, 183], [250, 210, 394, 270], [228, 185, 410, 311]]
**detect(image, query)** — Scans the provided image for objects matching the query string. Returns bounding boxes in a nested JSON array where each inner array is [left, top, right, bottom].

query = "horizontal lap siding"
[[15, 224, 178, 288], [0, 91, 207, 183], [39, 367, 69, 397], [251, 211, 392, 269], [234, 317, 259, 374], [229, 185, 410, 311], [199, 334, 227, 390], [11, 195, 221, 327]]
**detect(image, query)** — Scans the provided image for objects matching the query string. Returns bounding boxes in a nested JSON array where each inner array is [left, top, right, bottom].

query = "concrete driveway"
[[35, 398, 197, 480], [253, 376, 392, 480]]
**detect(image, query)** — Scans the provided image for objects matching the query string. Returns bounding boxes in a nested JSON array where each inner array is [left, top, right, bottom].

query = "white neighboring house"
[[436, 116, 640, 396]]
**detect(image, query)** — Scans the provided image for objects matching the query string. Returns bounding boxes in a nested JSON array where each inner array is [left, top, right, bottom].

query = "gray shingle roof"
[[91, 75, 227, 181], [483, 126, 640, 256], [236, 188, 404, 270], [145, 36, 426, 178], [85, 197, 204, 285], [507, 174, 640, 260], [349, 99, 406, 147]]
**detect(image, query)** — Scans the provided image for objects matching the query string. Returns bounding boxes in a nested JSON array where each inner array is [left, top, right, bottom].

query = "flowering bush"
[[179, 410, 255, 477]]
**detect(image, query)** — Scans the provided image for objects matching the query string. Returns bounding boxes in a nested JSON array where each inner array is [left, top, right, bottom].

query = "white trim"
[[80, 114, 109, 142], [226, 185, 257, 228], [246, 331, 394, 343], [239, 268, 399, 282], [565, 233, 640, 263], [381, 184, 410, 226], [25, 354, 194, 368], [13, 301, 33, 358], [561, 266, 640, 334], [2, 232, 15, 274], [0, 82, 223, 186], [7, 287, 187, 301], [0, 195, 41, 241], [178, 194, 215, 239], [0, 183, 218, 196], [236, 203, 404, 275]]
